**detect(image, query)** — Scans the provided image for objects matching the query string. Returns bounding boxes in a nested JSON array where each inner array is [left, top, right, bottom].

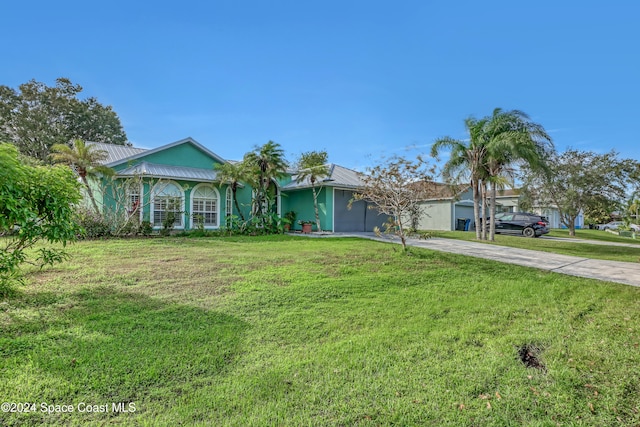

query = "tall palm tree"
[[215, 161, 248, 220], [431, 117, 490, 240], [483, 108, 553, 240], [243, 141, 288, 217], [296, 150, 330, 232], [50, 139, 114, 214]]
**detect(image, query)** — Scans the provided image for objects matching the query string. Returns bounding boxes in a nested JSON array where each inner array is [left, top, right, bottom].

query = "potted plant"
[[298, 219, 313, 233], [283, 211, 296, 232]]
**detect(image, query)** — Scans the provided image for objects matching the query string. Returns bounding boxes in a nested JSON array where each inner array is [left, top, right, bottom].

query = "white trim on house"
[[332, 188, 335, 232], [190, 183, 221, 229], [225, 186, 233, 217], [150, 180, 185, 229], [125, 180, 144, 224]]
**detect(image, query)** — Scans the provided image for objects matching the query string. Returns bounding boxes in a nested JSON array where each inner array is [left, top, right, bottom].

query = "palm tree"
[[431, 117, 490, 240], [626, 192, 640, 225], [243, 141, 288, 217], [483, 108, 553, 240], [296, 150, 330, 232], [50, 139, 114, 214], [215, 161, 248, 221]]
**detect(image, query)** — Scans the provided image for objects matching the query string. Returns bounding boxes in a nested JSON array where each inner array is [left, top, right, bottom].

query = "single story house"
[[93, 138, 253, 230], [91, 138, 387, 232], [280, 164, 387, 232], [415, 185, 582, 231]]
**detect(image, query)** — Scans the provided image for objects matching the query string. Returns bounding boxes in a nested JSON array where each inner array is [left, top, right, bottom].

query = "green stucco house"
[[280, 164, 387, 232], [94, 138, 252, 231], [93, 138, 387, 233]]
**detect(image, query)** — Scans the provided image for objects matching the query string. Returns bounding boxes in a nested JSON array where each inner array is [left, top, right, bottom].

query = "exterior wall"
[[535, 207, 584, 229], [231, 185, 253, 221], [453, 204, 475, 230], [282, 187, 331, 231], [416, 201, 453, 231], [130, 143, 225, 169], [101, 177, 248, 230], [495, 196, 520, 213]]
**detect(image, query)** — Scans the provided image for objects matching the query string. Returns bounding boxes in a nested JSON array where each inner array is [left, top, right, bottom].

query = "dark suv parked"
[[491, 212, 550, 238]]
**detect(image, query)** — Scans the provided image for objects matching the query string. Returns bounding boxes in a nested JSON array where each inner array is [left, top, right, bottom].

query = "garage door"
[[454, 204, 475, 230], [333, 189, 387, 232]]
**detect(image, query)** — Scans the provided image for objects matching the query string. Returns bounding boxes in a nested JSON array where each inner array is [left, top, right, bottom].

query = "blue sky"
[[3, 1, 639, 172]]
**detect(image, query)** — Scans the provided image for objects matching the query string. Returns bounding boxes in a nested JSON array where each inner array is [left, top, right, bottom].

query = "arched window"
[[191, 184, 219, 228], [124, 179, 141, 217], [226, 187, 233, 217], [151, 182, 184, 228]]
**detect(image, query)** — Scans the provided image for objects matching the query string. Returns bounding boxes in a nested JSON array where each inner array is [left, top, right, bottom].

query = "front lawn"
[[548, 228, 640, 244], [1, 236, 639, 426], [430, 230, 640, 263]]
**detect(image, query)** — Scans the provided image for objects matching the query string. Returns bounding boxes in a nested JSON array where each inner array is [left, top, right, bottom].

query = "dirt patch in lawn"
[[518, 343, 547, 372]]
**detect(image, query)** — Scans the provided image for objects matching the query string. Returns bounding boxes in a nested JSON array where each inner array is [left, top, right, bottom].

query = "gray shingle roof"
[[283, 164, 365, 190], [87, 141, 147, 164], [116, 162, 219, 182]]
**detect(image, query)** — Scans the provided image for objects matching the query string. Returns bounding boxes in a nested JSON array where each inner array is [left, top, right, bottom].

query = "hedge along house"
[[93, 138, 252, 231], [280, 164, 388, 232]]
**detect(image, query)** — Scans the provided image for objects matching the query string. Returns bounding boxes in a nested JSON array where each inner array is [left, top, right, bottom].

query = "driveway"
[[301, 232, 640, 288]]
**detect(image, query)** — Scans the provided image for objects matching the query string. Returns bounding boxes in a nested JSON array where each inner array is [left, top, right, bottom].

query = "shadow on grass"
[[0, 286, 247, 426]]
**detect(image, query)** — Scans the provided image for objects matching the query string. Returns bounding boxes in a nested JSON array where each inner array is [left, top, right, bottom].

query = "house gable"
[[108, 137, 227, 171]]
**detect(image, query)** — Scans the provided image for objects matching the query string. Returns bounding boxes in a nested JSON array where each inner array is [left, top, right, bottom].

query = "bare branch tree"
[[354, 155, 437, 251]]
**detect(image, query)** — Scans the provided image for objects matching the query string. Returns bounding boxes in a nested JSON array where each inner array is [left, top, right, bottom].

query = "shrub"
[[0, 144, 81, 293], [75, 208, 112, 239]]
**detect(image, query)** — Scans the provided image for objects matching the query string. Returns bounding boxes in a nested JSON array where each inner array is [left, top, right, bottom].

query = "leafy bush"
[[75, 208, 112, 239], [0, 144, 81, 293], [140, 221, 153, 236]]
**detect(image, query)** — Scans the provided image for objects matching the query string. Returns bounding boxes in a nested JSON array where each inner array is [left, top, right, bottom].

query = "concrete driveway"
[[302, 232, 640, 288]]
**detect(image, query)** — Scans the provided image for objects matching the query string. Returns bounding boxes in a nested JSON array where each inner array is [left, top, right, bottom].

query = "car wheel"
[[523, 227, 535, 238]]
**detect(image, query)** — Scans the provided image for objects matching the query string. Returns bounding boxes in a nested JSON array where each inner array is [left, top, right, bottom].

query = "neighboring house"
[[280, 164, 388, 232], [414, 185, 582, 231], [93, 138, 252, 231], [413, 183, 476, 231], [530, 207, 584, 229], [488, 189, 584, 229]]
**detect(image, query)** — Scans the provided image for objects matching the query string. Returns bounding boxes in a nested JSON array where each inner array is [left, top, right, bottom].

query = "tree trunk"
[[81, 175, 101, 215], [568, 216, 577, 237], [481, 181, 488, 241], [489, 181, 497, 241], [472, 179, 481, 240], [311, 182, 322, 232], [232, 186, 245, 221], [397, 216, 407, 251]]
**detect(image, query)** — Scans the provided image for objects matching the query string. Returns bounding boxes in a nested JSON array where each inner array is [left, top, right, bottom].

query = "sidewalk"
[[302, 232, 640, 288]]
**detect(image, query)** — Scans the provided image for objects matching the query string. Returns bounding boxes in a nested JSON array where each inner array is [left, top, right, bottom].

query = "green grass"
[[548, 228, 640, 244], [430, 230, 640, 263], [1, 236, 639, 426]]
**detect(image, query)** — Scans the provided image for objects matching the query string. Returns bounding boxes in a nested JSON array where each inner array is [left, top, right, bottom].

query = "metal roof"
[[116, 162, 219, 182], [283, 164, 365, 190], [87, 141, 148, 164]]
